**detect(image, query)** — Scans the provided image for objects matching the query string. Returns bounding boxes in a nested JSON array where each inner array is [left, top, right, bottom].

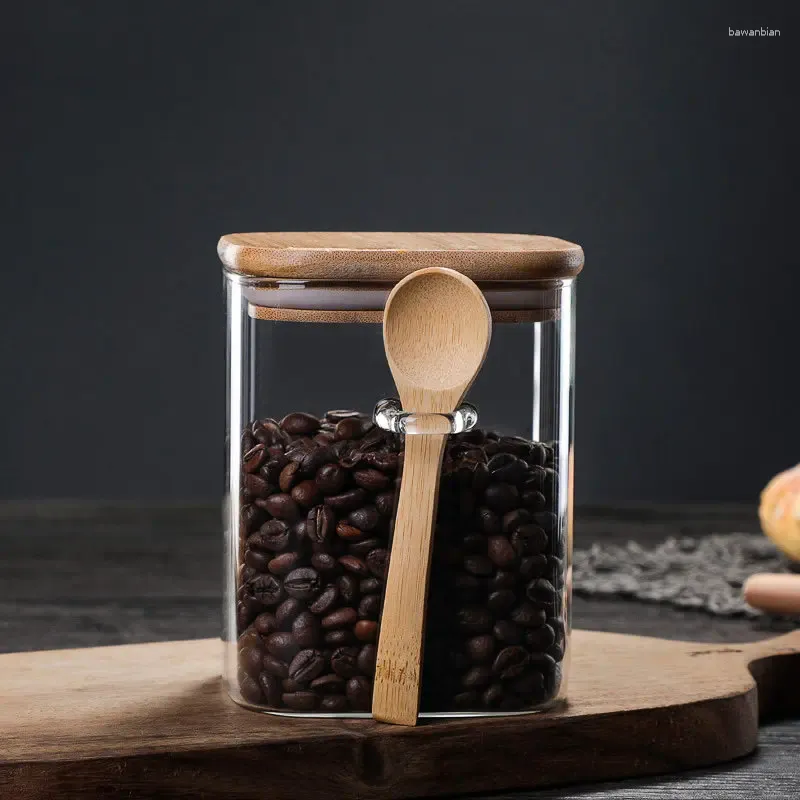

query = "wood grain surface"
[[218, 231, 584, 280], [0, 629, 798, 799]]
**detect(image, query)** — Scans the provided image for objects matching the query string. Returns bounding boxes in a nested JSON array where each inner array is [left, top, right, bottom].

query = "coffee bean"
[[335, 417, 374, 441], [240, 504, 266, 535], [253, 612, 278, 636], [360, 452, 399, 473], [282, 678, 304, 693], [509, 670, 545, 697], [279, 462, 301, 493], [348, 506, 380, 532], [453, 691, 480, 710], [280, 412, 320, 436], [244, 473, 273, 498], [306, 505, 335, 545], [258, 673, 282, 706], [487, 536, 517, 568], [282, 691, 319, 711], [463, 554, 493, 576], [493, 619, 523, 644], [511, 525, 548, 556], [493, 646, 529, 679], [321, 695, 350, 712], [522, 490, 547, 511], [457, 607, 492, 634], [325, 489, 368, 512], [531, 511, 557, 533], [472, 462, 490, 493], [245, 574, 284, 606], [375, 491, 396, 516], [502, 508, 532, 534], [366, 548, 389, 578], [291, 480, 320, 507], [322, 607, 358, 630], [292, 611, 320, 648], [243, 444, 267, 473], [490, 569, 518, 590], [308, 585, 339, 615], [268, 552, 300, 576], [463, 534, 486, 553], [466, 635, 495, 663], [357, 644, 377, 676], [263, 493, 301, 521], [359, 577, 382, 594], [310, 552, 339, 573], [484, 482, 519, 513], [482, 682, 505, 708], [358, 594, 381, 620], [244, 549, 271, 572], [489, 454, 528, 484], [239, 672, 263, 704], [488, 590, 516, 614], [265, 631, 299, 661], [477, 506, 502, 535], [336, 521, 365, 541], [275, 597, 305, 629], [348, 537, 382, 557], [511, 603, 547, 628], [354, 620, 378, 642], [346, 676, 372, 711], [526, 578, 557, 609], [519, 554, 549, 579], [315, 463, 347, 494], [288, 649, 326, 683], [330, 646, 360, 678], [524, 623, 556, 651], [325, 409, 361, 422], [310, 674, 346, 694], [284, 568, 321, 600], [547, 642, 565, 662], [353, 469, 390, 491], [249, 520, 291, 552], [262, 653, 290, 679], [238, 644, 264, 678], [325, 629, 356, 646], [462, 665, 493, 689], [338, 555, 370, 577]]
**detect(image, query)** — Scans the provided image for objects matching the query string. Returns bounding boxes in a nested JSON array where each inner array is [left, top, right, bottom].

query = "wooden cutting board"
[[1, 629, 798, 799]]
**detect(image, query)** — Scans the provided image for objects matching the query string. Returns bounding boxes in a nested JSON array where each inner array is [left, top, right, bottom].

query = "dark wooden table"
[[1, 502, 797, 798]]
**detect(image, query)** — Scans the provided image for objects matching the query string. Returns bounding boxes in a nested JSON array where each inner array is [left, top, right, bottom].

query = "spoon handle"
[[373, 432, 448, 725]]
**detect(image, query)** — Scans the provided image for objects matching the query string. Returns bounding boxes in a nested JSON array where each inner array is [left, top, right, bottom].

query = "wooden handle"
[[744, 573, 800, 615], [373, 433, 448, 725]]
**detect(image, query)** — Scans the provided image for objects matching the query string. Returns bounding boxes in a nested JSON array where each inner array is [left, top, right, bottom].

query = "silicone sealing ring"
[[373, 398, 479, 435]]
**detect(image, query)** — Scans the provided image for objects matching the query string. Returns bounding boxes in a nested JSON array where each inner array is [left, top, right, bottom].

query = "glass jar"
[[219, 232, 583, 718]]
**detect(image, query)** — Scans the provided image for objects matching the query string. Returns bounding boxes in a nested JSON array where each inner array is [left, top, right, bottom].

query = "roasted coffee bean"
[[308, 585, 339, 615], [243, 444, 267, 473], [511, 603, 547, 628], [526, 442, 548, 467], [490, 569, 518, 590], [253, 612, 278, 636], [457, 607, 492, 634], [493, 646, 529, 679], [330, 646, 360, 678], [484, 482, 519, 513], [453, 690, 480, 710], [360, 452, 399, 473], [511, 525, 548, 556], [335, 575, 359, 607], [336, 521, 365, 541], [282, 691, 319, 711], [524, 623, 556, 651], [488, 590, 516, 614], [238, 644, 264, 678], [509, 670, 545, 697], [321, 695, 350, 712], [375, 491, 396, 516], [288, 649, 326, 683], [502, 508, 532, 534], [239, 672, 263, 704], [306, 505, 335, 545], [542, 467, 558, 496], [522, 490, 547, 511], [354, 620, 378, 643], [310, 673, 345, 694], [279, 461, 302, 493], [292, 611, 320, 647], [348, 506, 380, 532], [353, 468, 390, 491], [493, 620, 523, 645], [325, 629, 356, 646], [359, 577, 382, 594], [547, 642, 565, 662], [262, 653, 290, 679], [275, 597, 305, 629], [348, 537, 383, 557], [472, 462, 490, 494], [244, 548, 271, 572], [477, 506, 502, 535], [314, 463, 347, 495], [265, 631, 299, 661], [263, 493, 301, 521], [258, 673, 282, 706], [284, 568, 321, 600], [463, 533, 486, 553], [325, 489, 368, 512], [249, 520, 291, 552], [357, 644, 377, 676], [291, 480, 321, 508], [463, 554, 493, 576], [338, 555, 370, 577], [462, 665, 493, 690], [282, 678, 305, 693], [489, 454, 529, 484], [260, 456, 289, 486], [280, 412, 320, 436], [325, 409, 361, 422], [487, 536, 517, 568], [358, 594, 381, 619], [335, 417, 374, 441], [346, 676, 372, 711], [466, 635, 495, 663], [240, 503, 266, 534], [245, 574, 284, 606], [526, 578, 557, 609], [482, 682, 505, 708], [269, 552, 300, 576], [366, 548, 389, 578], [322, 607, 358, 630], [519, 554, 549, 579], [245, 473, 273, 498], [310, 552, 339, 573], [531, 511, 557, 533]]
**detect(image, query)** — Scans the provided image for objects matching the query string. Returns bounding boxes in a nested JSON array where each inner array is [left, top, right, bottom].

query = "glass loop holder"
[[373, 398, 478, 435]]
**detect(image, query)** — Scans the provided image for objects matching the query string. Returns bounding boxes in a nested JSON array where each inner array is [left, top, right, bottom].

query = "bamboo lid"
[[218, 232, 583, 281]]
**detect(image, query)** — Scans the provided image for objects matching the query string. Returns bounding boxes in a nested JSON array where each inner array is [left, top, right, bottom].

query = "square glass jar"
[[219, 233, 583, 718]]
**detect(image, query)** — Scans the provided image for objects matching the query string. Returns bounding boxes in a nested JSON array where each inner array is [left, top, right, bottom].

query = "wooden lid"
[[218, 232, 583, 281]]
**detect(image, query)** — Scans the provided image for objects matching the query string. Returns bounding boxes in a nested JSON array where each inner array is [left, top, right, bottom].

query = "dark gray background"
[[2, 0, 798, 504]]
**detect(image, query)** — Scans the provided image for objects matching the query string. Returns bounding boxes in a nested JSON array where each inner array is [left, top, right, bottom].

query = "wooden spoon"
[[373, 267, 492, 725]]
